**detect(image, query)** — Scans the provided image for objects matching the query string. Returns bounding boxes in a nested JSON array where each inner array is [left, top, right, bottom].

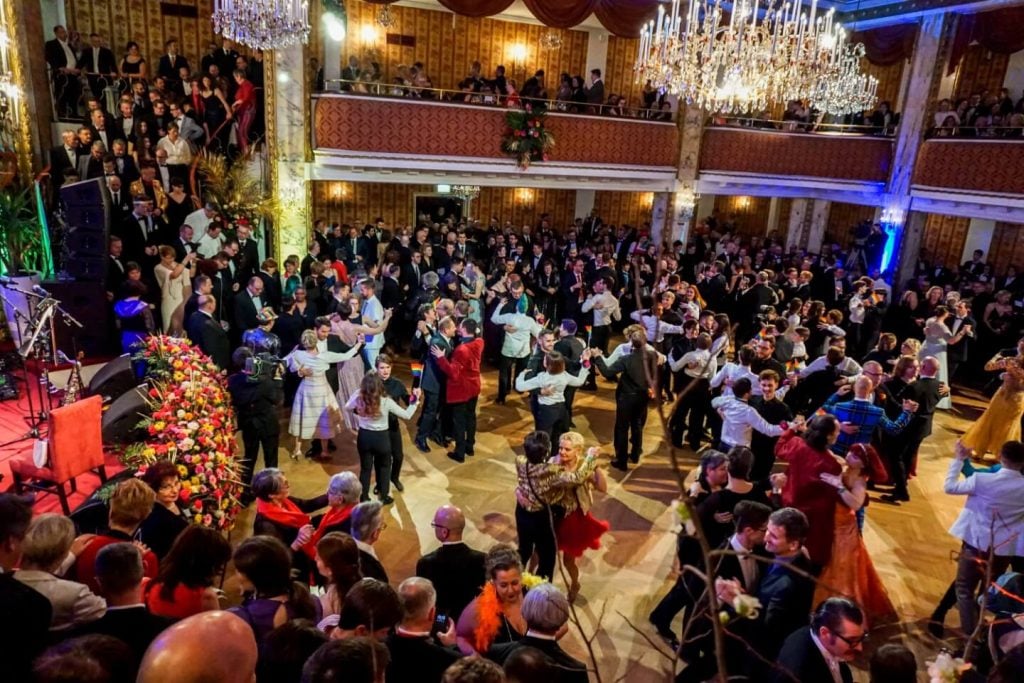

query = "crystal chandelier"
[[540, 31, 563, 52], [376, 6, 396, 29], [450, 185, 481, 202], [635, 0, 878, 115], [212, 0, 311, 51]]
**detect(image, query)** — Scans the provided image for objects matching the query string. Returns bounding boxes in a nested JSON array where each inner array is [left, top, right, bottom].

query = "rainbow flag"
[[584, 325, 592, 339], [410, 363, 424, 380], [785, 359, 801, 373]]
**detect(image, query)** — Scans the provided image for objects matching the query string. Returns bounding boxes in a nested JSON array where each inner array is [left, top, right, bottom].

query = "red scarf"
[[307, 503, 356, 555], [256, 498, 311, 532]]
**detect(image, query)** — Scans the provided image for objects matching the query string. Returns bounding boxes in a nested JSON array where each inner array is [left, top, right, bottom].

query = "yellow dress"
[[961, 356, 1024, 457]]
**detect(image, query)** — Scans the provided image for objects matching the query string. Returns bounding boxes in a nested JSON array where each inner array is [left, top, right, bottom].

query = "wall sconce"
[[735, 196, 752, 211], [515, 187, 534, 205], [323, 12, 346, 42], [360, 24, 378, 46], [330, 182, 348, 200], [640, 192, 654, 210], [509, 43, 528, 70]]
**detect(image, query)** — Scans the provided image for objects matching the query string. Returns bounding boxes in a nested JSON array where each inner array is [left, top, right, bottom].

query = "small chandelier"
[[376, 6, 396, 29], [451, 185, 481, 202], [635, 0, 878, 115], [539, 31, 563, 52], [212, 0, 311, 51]]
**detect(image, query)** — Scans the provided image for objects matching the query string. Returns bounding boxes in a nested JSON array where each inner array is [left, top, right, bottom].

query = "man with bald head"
[[137, 611, 257, 683], [884, 356, 943, 504], [415, 505, 486, 617], [822, 374, 917, 456]]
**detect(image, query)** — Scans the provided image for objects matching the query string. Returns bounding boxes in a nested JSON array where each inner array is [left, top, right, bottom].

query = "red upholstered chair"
[[10, 395, 107, 514]]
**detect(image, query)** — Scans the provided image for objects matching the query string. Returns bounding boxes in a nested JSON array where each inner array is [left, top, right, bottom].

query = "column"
[[8, 0, 47, 183], [961, 219, 995, 264], [266, 43, 311, 260], [886, 14, 947, 284], [650, 192, 670, 245], [785, 199, 809, 251], [765, 197, 781, 236], [806, 200, 831, 253], [894, 212, 927, 289], [324, 38, 342, 91], [574, 189, 595, 220], [696, 193, 715, 223], [673, 105, 703, 245], [585, 29, 609, 79]]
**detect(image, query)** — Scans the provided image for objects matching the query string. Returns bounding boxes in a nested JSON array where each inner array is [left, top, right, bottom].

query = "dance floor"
[[0, 358, 986, 681]]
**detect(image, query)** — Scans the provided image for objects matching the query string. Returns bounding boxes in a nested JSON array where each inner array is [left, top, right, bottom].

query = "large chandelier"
[[636, 0, 878, 116], [212, 0, 311, 51]]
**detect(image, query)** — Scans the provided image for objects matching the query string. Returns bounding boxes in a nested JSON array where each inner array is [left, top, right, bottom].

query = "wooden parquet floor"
[[227, 365, 990, 682]]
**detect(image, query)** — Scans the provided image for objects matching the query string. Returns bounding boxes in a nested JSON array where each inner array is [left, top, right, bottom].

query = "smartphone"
[[431, 613, 449, 636]]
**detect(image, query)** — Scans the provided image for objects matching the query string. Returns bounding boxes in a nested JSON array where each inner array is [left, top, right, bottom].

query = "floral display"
[[121, 336, 243, 531], [926, 652, 972, 683], [500, 102, 554, 170], [195, 151, 277, 236]]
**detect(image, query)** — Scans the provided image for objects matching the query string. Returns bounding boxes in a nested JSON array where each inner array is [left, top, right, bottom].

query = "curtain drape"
[[948, 7, 1024, 75], [594, 0, 660, 38], [437, 0, 516, 18], [850, 24, 918, 66], [521, 0, 599, 30]]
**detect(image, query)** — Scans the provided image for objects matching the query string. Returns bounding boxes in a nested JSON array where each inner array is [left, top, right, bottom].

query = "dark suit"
[[359, 548, 389, 583], [947, 314, 976, 380], [0, 571, 54, 680], [489, 635, 588, 683], [106, 255, 127, 296], [234, 291, 262, 337], [158, 53, 190, 82], [78, 46, 118, 100], [586, 80, 606, 106], [236, 238, 260, 282], [402, 262, 425, 291], [385, 633, 462, 683], [594, 348, 655, 467], [415, 543, 486, 618], [112, 154, 140, 183], [560, 271, 586, 324], [258, 270, 282, 312], [752, 553, 815, 659], [108, 186, 131, 221], [116, 212, 158, 266], [416, 332, 451, 445], [342, 236, 367, 270], [890, 376, 941, 499], [77, 606, 173, 667], [45, 38, 80, 116], [186, 310, 230, 369], [172, 237, 197, 264], [773, 627, 853, 683], [49, 144, 80, 189]]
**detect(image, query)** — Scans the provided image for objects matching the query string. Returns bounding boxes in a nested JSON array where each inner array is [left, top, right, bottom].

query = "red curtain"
[[948, 7, 1024, 74], [437, 0, 516, 18], [594, 0, 661, 38], [521, 0, 599, 30], [850, 24, 918, 66]]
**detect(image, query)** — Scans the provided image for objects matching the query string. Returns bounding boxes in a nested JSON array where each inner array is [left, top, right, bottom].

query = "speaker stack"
[[59, 178, 110, 281]]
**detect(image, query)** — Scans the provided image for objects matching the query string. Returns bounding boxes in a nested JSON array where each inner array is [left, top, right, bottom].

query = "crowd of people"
[[322, 53, 673, 120], [930, 89, 1024, 138], [6, 184, 1024, 683]]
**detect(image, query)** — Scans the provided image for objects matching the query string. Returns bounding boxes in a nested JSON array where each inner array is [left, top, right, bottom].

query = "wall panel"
[[593, 191, 653, 229], [921, 214, 971, 269], [953, 44, 1010, 100], [605, 35, 645, 111], [989, 222, 1024, 276], [713, 195, 772, 238], [826, 202, 877, 250]]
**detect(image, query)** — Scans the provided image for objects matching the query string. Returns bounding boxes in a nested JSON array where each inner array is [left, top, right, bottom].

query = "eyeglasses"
[[833, 631, 868, 647], [430, 522, 449, 531]]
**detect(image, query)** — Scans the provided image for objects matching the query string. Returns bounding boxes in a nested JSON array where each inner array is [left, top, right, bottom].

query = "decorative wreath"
[[501, 102, 555, 170], [121, 336, 244, 531]]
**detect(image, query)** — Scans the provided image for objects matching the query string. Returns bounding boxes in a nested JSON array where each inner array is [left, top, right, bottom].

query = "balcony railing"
[[913, 138, 1024, 196], [313, 93, 680, 169], [699, 126, 893, 183], [708, 115, 896, 137]]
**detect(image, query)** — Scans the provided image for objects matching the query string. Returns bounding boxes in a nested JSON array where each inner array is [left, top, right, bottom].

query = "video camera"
[[244, 353, 285, 383]]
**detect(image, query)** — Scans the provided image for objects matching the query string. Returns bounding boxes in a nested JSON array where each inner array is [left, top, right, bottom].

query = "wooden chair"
[[10, 395, 107, 514]]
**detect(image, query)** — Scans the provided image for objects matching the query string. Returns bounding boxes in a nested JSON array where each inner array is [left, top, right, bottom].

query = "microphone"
[[32, 285, 52, 298]]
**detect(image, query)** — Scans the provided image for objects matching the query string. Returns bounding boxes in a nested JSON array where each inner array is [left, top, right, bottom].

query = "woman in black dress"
[[199, 74, 232, 152], [137, 461, 189, 559], [120, 41, 147, 89], [164, 177, 194, 232]]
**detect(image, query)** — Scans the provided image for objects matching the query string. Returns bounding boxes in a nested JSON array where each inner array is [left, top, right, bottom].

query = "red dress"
[[556, 478, 609, 559], [145, 580, 208, 620], [774, 430, 842, 567]]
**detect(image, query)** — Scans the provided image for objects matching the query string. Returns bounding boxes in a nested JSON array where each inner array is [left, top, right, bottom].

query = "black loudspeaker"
[[86, 354, 136, 401], [102, 385, 152, 445], [43, 280, 110, 359], [60, 178, 110, 277]]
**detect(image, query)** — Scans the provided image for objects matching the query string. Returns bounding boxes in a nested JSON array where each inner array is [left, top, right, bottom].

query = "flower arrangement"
[[195, 151, 277, 237], [121, 336, 244, 531], [926, 652, 972, 683], [500, 102, 554, 170]]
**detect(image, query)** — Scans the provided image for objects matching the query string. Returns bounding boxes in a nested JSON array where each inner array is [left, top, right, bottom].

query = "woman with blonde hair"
[[344, 372, 420, 505], [286, 329, 363, 460], [153, 244, 196, 334], [551, 431, 608, 603]]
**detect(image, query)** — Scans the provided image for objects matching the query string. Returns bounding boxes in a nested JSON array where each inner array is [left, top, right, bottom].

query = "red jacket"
[[72, 531, 159, 594], [774, 430, 842, 567], [435, 337, 483, 404]]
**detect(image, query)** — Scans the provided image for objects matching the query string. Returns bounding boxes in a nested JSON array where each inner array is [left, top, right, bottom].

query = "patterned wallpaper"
[[920, 213, 970, 269], [593, 190, 652, 228], [989, 222, 1024, 275], [713, 195, 772, 238], [826, 202, 878, 250], [913, 141, 1024, 195], [605, 35, 645, 111], [328, 0, 589, 93], [953, 44, 1010, 101]]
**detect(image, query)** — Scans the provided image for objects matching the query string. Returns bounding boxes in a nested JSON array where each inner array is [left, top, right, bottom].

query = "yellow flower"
[[143, 447, 156, 458], [153, 421, 166, 432], [520, 572, 547, 590], [194, 514, 202, 524], [177, 465, 188, 477]]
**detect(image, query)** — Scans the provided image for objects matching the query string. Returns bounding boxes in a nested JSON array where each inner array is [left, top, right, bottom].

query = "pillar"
[[806, 200, 831, 253], [585, 29, 609, 80], [786, 199, 809, 251], [696, 193, 715, 223], [8, 0, 47, 183], [672, 104, 703, 245], [651, 192, 670, 245], [574, 189, 595, 220], [324, 36, 342, 91], [266, 43, 311, 260], [961, 219, 995, 264], [766, 196, 781, 236], [894, 211, 927, 290]]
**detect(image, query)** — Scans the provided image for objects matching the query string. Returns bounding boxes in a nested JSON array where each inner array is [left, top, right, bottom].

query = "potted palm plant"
[[0, 187, 46, 344]]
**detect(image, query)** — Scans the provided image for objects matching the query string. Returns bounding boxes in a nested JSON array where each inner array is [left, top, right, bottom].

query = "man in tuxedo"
[[113, 101, 138, 148], [216, 39, 239, 80], [234, 276, 264, 337], [0, 494, 54, 681], [774, 598, 864, 683], [168, 101, 204, 147], [300, 241, 320, 279], [415, 316, 454, 453], [157, 39, 190, 88], [45, 25, 80, 118], [172, 224, 197, 263], [415, 505, 486, 619], [257, 259, 282, 312], [107, 176, 131, 223], [883, 356, 943, 504], [561, 258, 587, 327], [489, 584, 588, 683], [49, 129, 80, 193], [385, 578, 462, 683], [88, 107, 114, 151], [109, 140, 140, 183], [116, 196, 160, 267], [105, 236, 127, 301], [79, 33, 117, 100], [402, 250, 426, 292], [947, 298, 976, 383], [697, 261, 728, 312], [78, 140, 106, 180], [235, 223, 260, 282], [342, 226, 367, 272], [962, 249, 987, 279], [186, 295, 230, 369], [586, 68, 605, 109], [83, 543, 173, 668]]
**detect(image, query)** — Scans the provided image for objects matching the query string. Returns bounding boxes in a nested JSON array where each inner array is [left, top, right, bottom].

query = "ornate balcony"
[[311, 94, 680, 191], [912, 139, 1024, 197]]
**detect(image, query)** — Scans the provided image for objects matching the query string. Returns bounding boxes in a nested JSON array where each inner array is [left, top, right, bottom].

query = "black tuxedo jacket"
[[79, 46, 118, 75], [49, 144, 79, 185], [158, 54, 190, 81], [903, 376, 941, 440], [234, 292, 261, 336], [116, 213, 160, 266], [489, 636, 588, 683], [186, 311, 230, 369], [415, 542, 486, 618], [385, 633, 462, 683], [773, 627, 853, 683], [77, 606, 173, 665], [0, 572, 53, 680], [753, 553, 815, 659], [45, 38, 76, 71], [948, 314, 976, 362], [172, 238, 198, 264], [561, 271, 586, 313], [380, 277, 402, 311], [359, 548, 389, 584], [324, 335, 357, 393], [106, 256, 127, 296], [108, 187, 132, 221], [236, 239, 260, 282], [258, 270, 282, 312], [113, 154, 140, 183], [300, 252, 318, 279]]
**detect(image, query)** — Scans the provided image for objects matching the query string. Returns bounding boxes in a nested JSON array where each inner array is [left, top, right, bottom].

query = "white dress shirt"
[[809, 628, 845, 683], [581, 291, 621, 327], [945, 458, 1024, 556], [196, 229, 224, 259], [710, 362, 761, 395], [491, 309, 543, 359], [800, 355, 862, 378], [344, 394, 417, 431], [58, 39, 75, 68], [710, 394, 784, 447], [157, 135, 192, 165], [729, 534, 759, 590], [361, 295, 384, 349], [515, 367, 589, 405], [670, 348, 712, 379]]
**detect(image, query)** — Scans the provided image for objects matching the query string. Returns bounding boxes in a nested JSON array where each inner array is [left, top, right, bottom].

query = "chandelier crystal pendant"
[[450, 185, 481, 202], [376, 6, 396, 29], [212, 0, 311, 51], [635, 0, 878, 116], [540, 31, 563, 52]]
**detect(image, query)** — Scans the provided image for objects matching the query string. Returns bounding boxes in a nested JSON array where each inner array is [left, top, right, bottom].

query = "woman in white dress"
[[286, 329, 363, 459], [919, 305, 970, 410], [153, 246, 196, 335]]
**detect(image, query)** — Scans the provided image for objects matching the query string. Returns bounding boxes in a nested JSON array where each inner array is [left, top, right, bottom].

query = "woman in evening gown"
[[960, 342, 1024, 459], [919, 305, 956, 410], [814, 443, 897, 626], [331, 299, 390, 431]]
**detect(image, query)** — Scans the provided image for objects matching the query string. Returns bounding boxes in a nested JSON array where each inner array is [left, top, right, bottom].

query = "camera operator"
[[242, 307, 282, 357], [228, 346, 292, 504]]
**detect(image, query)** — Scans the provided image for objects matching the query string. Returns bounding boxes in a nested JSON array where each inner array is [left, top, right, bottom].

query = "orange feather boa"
[[473, 583, 503, 653]]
